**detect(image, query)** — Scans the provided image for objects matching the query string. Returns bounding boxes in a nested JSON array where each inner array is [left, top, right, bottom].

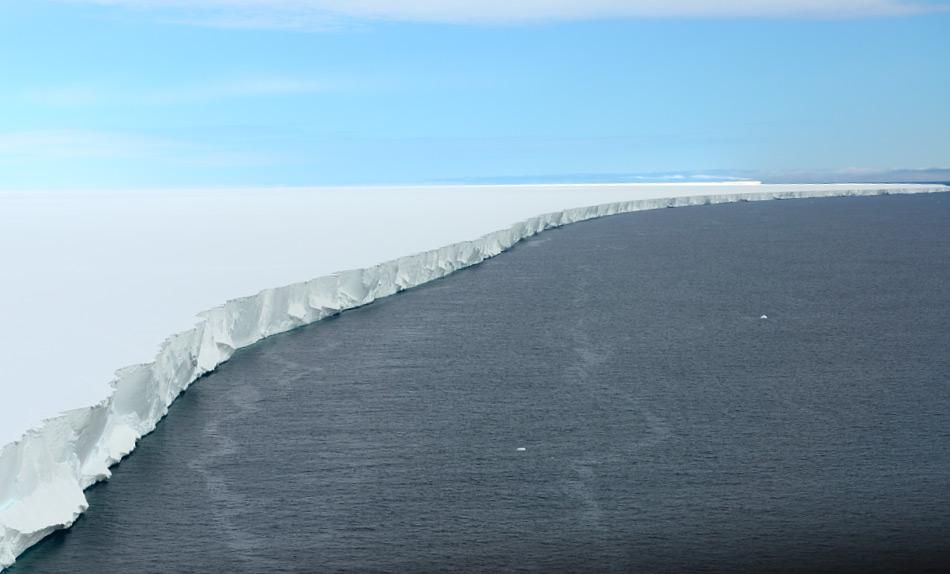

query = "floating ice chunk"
[[516, 447, 527, 452], [760, 315, 769, 320]]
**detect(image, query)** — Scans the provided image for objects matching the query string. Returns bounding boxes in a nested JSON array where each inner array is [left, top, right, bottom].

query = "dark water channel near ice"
[[13, 194, 950, 573]]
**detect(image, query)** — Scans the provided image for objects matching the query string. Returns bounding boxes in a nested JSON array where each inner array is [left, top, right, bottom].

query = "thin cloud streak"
[[25, 77, 340, 107], [64, 0, 948, 28], [143, 77, 336, 104], [0, 129, 289, 168], [0, 130, 183, 160]]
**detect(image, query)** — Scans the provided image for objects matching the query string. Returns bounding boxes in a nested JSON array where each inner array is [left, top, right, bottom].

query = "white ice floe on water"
[[761, 315, 769, 319], [0, 182, 946, 570]]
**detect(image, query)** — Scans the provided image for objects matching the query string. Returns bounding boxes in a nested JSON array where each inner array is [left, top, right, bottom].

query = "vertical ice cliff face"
[[0, 186, 946, 570]]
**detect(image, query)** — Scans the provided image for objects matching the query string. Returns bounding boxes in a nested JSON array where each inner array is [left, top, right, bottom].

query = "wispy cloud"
[[0, 129, 288, 167], [63, 0, 948, 29], [26, 77, 336, 107], [146, 77, 335, 104], [0, 129, 182, 160], [0, 128, 300, 189]]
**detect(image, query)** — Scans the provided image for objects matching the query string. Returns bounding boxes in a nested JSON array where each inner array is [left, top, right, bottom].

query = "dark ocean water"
[[12, 194, 950, 573]]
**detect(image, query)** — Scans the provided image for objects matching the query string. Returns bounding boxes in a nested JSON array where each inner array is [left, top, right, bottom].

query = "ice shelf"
[[0, 184, 946, 569]]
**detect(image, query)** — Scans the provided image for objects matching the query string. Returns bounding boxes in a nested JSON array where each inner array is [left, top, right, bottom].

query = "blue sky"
[[1, 0, 948, 188]]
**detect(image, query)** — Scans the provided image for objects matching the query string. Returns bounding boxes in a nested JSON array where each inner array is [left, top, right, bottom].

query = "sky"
[[1, 0, 948, 188]]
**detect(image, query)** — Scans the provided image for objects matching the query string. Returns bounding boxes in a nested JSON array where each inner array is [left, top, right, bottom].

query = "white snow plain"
[[0, 182, 946, 569]]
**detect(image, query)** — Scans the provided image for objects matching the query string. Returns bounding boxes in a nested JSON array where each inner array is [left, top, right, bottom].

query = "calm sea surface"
[[12, 194, 950, 573]]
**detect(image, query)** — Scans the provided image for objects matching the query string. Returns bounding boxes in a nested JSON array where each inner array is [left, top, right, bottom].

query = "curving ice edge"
[[0, 185, 946, 569]]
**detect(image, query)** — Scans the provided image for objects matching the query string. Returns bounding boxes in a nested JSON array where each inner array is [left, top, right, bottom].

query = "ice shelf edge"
[[0, 186, 946, 570]]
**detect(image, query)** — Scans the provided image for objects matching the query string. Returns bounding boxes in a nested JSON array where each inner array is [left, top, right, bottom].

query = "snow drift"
[[0, 184, 946, 570]]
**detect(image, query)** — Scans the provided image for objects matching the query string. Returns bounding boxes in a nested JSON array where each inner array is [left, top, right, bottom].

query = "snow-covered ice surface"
[[0, 183, 946, 569]]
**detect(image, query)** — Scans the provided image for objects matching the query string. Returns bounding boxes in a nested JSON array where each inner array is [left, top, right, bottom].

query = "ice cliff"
[[0, 185, 946, 570]]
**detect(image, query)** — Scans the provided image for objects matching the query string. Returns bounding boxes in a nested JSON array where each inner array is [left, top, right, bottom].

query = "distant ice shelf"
[[0, 183, 946, 570]]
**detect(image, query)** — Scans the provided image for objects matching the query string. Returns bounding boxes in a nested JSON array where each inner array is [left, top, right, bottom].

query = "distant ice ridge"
[[0, 184, 947, 570]]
